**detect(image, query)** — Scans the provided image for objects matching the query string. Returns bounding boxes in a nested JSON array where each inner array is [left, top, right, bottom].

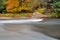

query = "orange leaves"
[[5, 0, 19, 12], [5, 0, 28, 12], [5, 0, 32, 12], [26, 13, 32, 17], [22, 6, 28, 10]]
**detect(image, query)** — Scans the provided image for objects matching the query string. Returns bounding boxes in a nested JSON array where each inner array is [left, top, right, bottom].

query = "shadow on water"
[[33, 24, 60, 39], [31, 18, 60, 39]]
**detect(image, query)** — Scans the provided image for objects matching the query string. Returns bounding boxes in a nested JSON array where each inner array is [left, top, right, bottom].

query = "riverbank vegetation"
[[0, 0, 60, 17]]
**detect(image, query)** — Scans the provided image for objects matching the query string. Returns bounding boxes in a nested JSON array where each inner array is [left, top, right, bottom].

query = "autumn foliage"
[[4, 0, 29, 12], [4, 0, 19, 12]]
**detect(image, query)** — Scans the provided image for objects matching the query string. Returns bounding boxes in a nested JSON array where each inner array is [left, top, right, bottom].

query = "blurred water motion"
[[0, 18, 60, 40], [0, 19, 43, 23], [0, 24, 57, 40]]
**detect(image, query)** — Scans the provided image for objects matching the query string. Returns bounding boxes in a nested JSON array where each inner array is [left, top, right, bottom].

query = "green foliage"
[[53, 0, 60, 3], [52, 1, 60, 17], [0, 0, 6, 12]]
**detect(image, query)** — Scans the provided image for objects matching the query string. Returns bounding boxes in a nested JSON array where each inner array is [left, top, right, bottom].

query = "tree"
[[5, 0, 19, 12], [0, 0, 5, 13], [52, 0, 60, 17], [4, 0, 43, 13]]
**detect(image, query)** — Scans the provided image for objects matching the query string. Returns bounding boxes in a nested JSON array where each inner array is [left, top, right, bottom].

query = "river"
[[0, 18, 60, 40]]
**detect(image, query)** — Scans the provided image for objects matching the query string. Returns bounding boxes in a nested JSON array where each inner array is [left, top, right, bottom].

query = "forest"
[[0, 0, 60, 17]]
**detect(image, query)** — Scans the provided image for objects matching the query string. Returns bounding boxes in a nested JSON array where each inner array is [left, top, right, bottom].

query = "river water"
[[0, 18, 60, 40]]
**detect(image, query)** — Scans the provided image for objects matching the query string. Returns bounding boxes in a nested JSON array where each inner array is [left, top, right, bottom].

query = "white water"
[[0, 19, 43, 24]]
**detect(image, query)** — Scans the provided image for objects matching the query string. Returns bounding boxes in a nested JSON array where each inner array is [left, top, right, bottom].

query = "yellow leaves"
[[22, 6, 28, 10], [17, 6, 28, 12], [17, 6, 22, 11], [6, 5, 13, 10], [7, 10, 13, 12], [5, 0, 19, 12], [5, 0, 34, 12], [13, 8, 17, 12], [6, 8, 18, 12], [35, 8, 45, 13]]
